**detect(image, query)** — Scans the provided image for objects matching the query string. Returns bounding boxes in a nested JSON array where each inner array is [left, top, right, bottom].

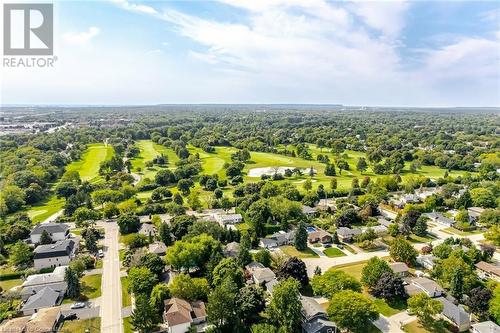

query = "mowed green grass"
[[60, 318, 101, 333], [131, 140, 179, 180], [26, 143, 114, 223], [65, 143, 114, 182]]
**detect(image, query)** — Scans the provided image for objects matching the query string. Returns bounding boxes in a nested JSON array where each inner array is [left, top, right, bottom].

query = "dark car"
[[324, 244, 332, 248], [64, 313, 78, 321]]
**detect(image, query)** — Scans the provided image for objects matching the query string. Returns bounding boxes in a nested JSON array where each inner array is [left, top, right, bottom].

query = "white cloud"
[[63, 27, 100, 45], [111, 0, 158, 15], [349, 0, 409, 38]]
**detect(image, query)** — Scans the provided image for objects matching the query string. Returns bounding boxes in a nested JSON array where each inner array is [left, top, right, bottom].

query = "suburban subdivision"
[[0, 106, 498, 333]]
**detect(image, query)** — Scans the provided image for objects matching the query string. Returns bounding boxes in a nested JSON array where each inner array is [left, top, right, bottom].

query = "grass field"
[[27, 195, 65, 223], [66, 143, 114, 182], [0, 278, 22, 291], [60, 318, 101, 333], [323, 247, 346, 258], [121, 276, 131, 307], [403, 319, 454, 333], [130, 140, 179, 180], [280, 246, 320, 258], [442, 227, 482, 236], [123, 317, 133, 333], [63, 274, 102, 303]]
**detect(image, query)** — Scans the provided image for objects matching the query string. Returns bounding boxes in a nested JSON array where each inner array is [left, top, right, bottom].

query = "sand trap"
[[294, 179, 317, 183], [247, 166, 316, 177]]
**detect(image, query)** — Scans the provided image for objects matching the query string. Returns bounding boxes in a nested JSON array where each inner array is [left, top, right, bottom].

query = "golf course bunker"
[[247, 166, 316, 177]]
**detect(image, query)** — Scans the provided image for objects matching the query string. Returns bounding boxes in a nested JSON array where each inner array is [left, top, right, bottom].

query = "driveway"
[[97, 221, 123, 333]]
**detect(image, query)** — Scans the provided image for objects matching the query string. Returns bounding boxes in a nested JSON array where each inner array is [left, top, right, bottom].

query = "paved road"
[[98, 222, 123, 333]]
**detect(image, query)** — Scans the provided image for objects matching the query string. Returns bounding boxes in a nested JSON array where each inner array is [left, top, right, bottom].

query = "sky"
[[1, 0, 499, 106]]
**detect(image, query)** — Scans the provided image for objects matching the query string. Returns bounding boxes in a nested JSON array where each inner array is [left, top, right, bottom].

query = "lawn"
[[0, 278, 22, 291], [403, 319, 454, 333], [123, 316, 133, 333], [64, 274, 102, 303], [442, 227, 483, 236], [130, 140, 179, 180], [334, 262, 367, 281], [65, 143, 114, 182], [59, 317, 101, 333], [408, 233, 436, 243], [121, 276, 132, 307], [323, 247, 346, 258], [373, 297, 407, 316], [280, 246, 320, 258], [26, 194, 64, 223]]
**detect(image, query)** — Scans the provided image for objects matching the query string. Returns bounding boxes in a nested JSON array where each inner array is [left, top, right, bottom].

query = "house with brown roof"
[[307, 229, 332, 244], [390, 262, 410, 277], [475, 261, 500, 282], [163, 298, 206, 333], [0, 307, 63, 333]]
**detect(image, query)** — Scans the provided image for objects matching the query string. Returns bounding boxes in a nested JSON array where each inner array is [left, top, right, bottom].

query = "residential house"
[[21, 266, 67, 301], [379, 207, 397, 220], [317, 199, 336, 211], [139, 223, 156, 237], [163, 298, 206, 333], [377, 217, 392, 228], [30, 223, 69, 244], [302, 205, 318, 218], [0, 306, 63, 333], [300, 296, 338, 333], [475, 261, 500, 282], [22, 287, 63, 315], [33, 239, 77, 270], [224, 242, 240, 257], [423, 212, 454, 227], [472, 321, 500, 333], [149, 241, 167, 256], [245, 261, 265, 272], [416, 187, 439, 200], [468, 207, 485, 224], [416, 255, 438, 270], [259, 230, 295, 249], [404, 277, 444, 298], [390, 262, 409, 277], [336, 227, 361, 243], [361, 225, 387, 235], [252, 267, 276, 285], [215, 213, 243, 226], [436, 297, 471, 332], [265, 279, 279, 294], [391, 194, 420, 208], [308, 229, 332, 244]]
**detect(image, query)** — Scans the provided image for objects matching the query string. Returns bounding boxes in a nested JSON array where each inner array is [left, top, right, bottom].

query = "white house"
[[33, 240, 77, 270], [163, 298, 206, 333], [21, 266, 67, 301], [30, 223, 69, 244], [215, 213, 243, 226]]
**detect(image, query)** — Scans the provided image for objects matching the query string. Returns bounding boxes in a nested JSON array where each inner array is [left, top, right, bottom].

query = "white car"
[[70, 302, 86, 309], [98, 249, 104, 258]]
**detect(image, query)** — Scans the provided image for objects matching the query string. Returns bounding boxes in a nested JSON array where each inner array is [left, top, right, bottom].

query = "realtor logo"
[[3, 3, 53, 55]]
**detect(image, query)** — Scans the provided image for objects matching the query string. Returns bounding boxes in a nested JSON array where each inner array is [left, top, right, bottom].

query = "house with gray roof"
[[300, 296, 338, 333], [302, 205, 318, 217], [139, 223, 156, 237], [33, 239, 77, 270], [336, 227, 361, 243], [472, 321, 500, 333], [21, 266, 67, 301], [404, 277, 444, 298], [259, 230, 295, 249], [436, 297, 471, 332], [423, 212, 454, 227], [148, 241, 167, 256], [224, 242, 240, 257], [22, 287, 63, 315], [30, 223, 69, 244], [416, 255, 438, 270]]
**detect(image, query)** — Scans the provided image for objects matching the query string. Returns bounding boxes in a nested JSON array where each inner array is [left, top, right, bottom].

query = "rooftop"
[[31, 223, 69, 235], [33, 239, 75, 259]]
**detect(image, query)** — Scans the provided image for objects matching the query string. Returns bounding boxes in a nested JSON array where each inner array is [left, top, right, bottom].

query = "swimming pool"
[[306, 226, 317, 233]]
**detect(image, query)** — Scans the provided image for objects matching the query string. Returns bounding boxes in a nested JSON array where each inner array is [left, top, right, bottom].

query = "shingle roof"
[[148, 241, 167, 255], [436, 297, 470, 327], [300, 296, 326, 321], [31, 223, 69, 235], [33, 240, 75, 259], [390, 262, 409, 274], [25, 306, 61, 333], [471, 321, 500, 333], [475, 261, 500, 277], [164, 298, 206, 327], [336, 227, 361, 237], [253, 268, 276, 283], [22, 266, 67, 287], [22, 287, 60, 311]]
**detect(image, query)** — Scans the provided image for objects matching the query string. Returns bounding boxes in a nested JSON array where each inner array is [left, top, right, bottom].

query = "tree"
[[267, 278, 302, 333], [131, 294, 156, 332], [9, 241, 32, 267], [275, 257, 309, 287], [330, 178, 337, 190], [117, 213, 140, 234], [327, 290, 379, 332], [485, 225, 500, 246], [40, 230, 52, 244], [173, 193, 184, 205], [251, 324, 278, 333], [465, 286, 492, 318], [389, 237, 417, 265], [238, 233, 252, 267], [207, 278, 239, 330], [449, 268, 464, 299], [325, 163, 336, 176], [303, 179, 312, 192], [455, 190, 472, 209], [294, 221, 308, 251], [361, 257, 392, 289], [169, 273, 210, 301], [65, 266, 80, 298], [188, 191, 202, 211], [335, 208, 360, 227], [165, 234, 221, 272], [103, 202, 119, 218], [407, 293, 443, 323], [356, 157, 368, 173], [171, 215, 196, 239], [470, 188, 496, 208], [490, 285, 500, 324], [479, 209, 500, 227], [372, 272, 406, 300], [409, 210, 426, 232], [158, 223, 173, 246], [149, 283, 170, 319], [236, 285, 266, 324], [84, 227, 98, 253], [128, 267, 158, 296], [177, 179, 194, 195], [212, 258, 245, 288], [135, 252, 165, 278], [254, 249, 272, 267], [311, 270, 361, 298], [73, 207, 101, 225]]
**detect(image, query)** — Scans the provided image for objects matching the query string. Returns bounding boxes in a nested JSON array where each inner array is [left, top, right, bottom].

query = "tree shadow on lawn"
[[419, 318, 455, 333]]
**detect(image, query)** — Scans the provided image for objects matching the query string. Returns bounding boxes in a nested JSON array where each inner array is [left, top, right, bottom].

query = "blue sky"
[[2, 0, 499, 106]]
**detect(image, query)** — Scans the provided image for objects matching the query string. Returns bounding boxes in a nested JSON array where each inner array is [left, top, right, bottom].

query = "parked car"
[[64, 313, 78, 320], [324, 244, 332, 248], [98, 249, 104, 258], [336, 244, 344, 249], [70, 302, 86, 309]]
